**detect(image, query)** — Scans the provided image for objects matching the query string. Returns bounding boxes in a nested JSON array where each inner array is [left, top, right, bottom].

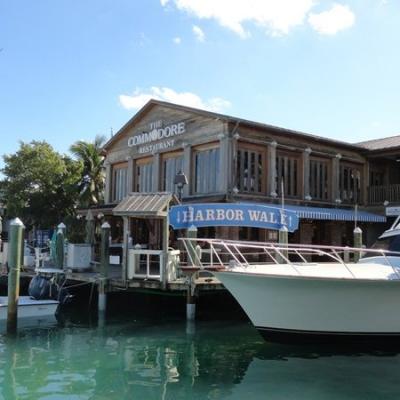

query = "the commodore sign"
[[169, 203, 299, 232], [128, 120, 185, 154]]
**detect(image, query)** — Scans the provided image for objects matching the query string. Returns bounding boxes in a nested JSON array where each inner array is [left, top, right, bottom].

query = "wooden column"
[[362, 161, 369, 205], [218, 133, 230, 194], [182, 143, 191, 197], [303, 147, 312, 201], [231, 133, 240, 197], [332, 153, 342, 203], [268, 141, 278, 197], [152, 153, 161, 192], [127, 157, 134, 194], [104, 161, 112, 204]]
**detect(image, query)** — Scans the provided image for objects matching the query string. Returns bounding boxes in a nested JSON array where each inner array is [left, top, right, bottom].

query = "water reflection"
[[1, 315, 400, 400]]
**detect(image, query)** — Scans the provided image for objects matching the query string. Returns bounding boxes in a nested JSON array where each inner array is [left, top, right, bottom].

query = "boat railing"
[[178, 238, 400, 278]]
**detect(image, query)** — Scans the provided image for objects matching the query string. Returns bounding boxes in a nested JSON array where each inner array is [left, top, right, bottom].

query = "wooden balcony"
[[368, 184, 400, 205]]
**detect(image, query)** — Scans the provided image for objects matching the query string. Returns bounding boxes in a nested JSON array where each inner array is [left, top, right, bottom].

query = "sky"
[[1, 0, 400, 170]]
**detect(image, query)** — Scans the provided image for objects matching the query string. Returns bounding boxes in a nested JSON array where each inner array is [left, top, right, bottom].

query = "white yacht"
[[181, 217, 400, 343]]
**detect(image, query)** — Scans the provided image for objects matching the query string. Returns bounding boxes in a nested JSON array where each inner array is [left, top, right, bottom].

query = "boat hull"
[[0, 296, 59, 321], [215, 271, 400, 343]]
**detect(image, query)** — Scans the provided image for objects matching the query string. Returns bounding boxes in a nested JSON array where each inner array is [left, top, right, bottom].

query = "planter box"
[[67, 243, 92, 270]]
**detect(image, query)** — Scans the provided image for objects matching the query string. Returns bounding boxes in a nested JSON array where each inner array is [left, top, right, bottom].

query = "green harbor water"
[[1, 296, 400, 400]]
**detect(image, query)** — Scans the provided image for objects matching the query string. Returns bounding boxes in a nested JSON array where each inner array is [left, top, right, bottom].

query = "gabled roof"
[[113, 192, 178, 217], [104, 99, 364, 152], [357, 134, 400, 151]]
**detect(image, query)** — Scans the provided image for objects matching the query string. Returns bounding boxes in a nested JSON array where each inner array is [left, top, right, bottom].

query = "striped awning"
[[283, 205, 386, 223], [113, 192, 177, 217]]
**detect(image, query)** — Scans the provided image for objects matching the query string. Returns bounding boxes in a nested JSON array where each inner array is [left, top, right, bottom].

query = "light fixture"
[[174, 171, 188, 202]]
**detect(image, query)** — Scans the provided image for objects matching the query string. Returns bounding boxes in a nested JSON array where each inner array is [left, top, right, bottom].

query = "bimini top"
[[113, 192, 178, 217]]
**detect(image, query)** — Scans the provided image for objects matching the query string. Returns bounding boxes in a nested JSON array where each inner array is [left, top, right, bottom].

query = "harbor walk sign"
[[169, 203, 299, 232]]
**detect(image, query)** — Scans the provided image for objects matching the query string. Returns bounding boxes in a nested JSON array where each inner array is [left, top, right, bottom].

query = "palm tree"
[[70, 135, 107, 207]]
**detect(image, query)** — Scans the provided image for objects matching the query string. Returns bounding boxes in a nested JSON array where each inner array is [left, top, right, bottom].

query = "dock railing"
[[179, 238, 400, 278], [127, 248, 181, 283]]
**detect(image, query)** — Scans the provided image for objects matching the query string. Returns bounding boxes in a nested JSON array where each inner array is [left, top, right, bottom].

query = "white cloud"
[[308, 4, 355, 35], [119, 87, 231, 112], [161, 0, 316, 37], [173, 36, 182, 44], [192, 25, 205, 42]]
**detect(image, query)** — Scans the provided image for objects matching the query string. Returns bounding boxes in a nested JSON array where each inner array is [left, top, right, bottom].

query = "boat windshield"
[[362, 234, 400, 258]]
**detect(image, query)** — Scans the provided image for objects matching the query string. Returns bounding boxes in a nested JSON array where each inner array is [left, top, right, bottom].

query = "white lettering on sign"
[[180, 207, 246, 224], [248, 210, 278, 224], [128, 122, 185, 148], [137, 139, 175, 154]]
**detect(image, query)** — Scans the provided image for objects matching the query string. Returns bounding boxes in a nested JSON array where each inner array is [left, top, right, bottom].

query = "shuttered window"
[[340, 164, 361, 203], [276, 153, 299, 198], [310, 159, 329, 201], [236, 147, 264, 193]]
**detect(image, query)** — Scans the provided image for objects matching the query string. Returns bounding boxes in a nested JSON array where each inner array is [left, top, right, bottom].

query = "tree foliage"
[[0, 141, 82, 229], [70, 135, 106, 208]]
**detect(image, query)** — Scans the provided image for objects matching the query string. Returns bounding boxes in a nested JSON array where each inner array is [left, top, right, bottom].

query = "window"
[[194, 147, 220, 194], [370, 169, 384, 186], [162, 153, 183, 192], [276, 153, 299, 197], [340, 164, 361, 203], [135, 158, 153, 192], [310, 159, 329, 201], [236, 147, 264, 193], [112, 164, 128, 202]]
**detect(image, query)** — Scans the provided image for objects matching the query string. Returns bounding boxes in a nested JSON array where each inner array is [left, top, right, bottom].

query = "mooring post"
[[57, 222, 66, 236], [55, 228, 64, 269], [344, 246, 350, 263], [353, 226, 363, 262], [186, 285, 196, 321], [98, 222, 110, 313], [7, 218, 25, 335], [187, 225, 198, 266], [278, 226, 289, 263]]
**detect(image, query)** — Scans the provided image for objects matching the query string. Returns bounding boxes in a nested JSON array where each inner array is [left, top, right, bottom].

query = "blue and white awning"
[[283, 205, 386, 223]]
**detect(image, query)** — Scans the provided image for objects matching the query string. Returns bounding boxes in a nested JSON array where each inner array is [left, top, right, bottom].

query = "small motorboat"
[[0, 296, 59, 321], [180, 217, 400, 343]]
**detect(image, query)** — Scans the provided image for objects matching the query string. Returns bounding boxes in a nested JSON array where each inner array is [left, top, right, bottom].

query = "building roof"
[[113, 192, 177, 217], [284, 204, 386, 223], [357, 134, 400, 151], [104, 99, 363, 152]]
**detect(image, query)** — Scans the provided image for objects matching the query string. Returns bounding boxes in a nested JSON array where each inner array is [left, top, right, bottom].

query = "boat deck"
[[227, 262, 400, 280]]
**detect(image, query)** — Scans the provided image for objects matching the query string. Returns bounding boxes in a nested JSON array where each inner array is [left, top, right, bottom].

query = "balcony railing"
[[368, 184, 400, 204]]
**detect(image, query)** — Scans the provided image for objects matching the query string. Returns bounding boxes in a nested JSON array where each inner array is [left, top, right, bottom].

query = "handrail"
[[178, 238, 400, 278]]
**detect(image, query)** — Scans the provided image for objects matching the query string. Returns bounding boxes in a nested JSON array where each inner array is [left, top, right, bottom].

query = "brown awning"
[[113, 192, 177, 217]]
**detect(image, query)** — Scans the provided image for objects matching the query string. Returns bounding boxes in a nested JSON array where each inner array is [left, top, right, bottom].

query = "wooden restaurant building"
[[95, 99, 400, 281]]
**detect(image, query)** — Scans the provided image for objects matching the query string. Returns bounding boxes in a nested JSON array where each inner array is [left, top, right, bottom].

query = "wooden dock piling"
[[98, 222, 110, 312], [7, 218, 24, 335]]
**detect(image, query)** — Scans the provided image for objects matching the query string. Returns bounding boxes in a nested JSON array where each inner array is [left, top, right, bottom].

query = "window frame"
[[111, 162, 128, 202], [236, 142, 267, 194], [192, 143, 220, 195]]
